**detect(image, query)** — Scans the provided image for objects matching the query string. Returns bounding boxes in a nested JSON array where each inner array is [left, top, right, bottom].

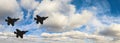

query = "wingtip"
[[14, 32, 16, 34], [5, 19, 7, 21], [34, 18, 37, 20], [47, 16, 48, 18], [26, 31, 28, 32], [17, 18, 20, 20]]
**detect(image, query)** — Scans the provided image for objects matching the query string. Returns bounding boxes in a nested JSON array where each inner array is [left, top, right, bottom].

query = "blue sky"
[[108, 0, 120, 17], [0, 0, 120, 43], [72, 0, 120, 17]]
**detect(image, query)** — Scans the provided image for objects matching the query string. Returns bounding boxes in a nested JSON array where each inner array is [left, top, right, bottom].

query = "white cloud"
[[69, 10, 93, 28], [0, 0, 120, 43], [0, 31, 120, 43], [34, 0, 75, 16], [99, 23, 120, 38], [0, 0, 23, 23], [20, 0, 39, 10], [41, 31, 120, 43], [19, 0, 39, 18], [34, 0, 94, 32]]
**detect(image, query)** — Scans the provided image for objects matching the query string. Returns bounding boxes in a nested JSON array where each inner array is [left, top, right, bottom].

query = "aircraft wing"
[[22, 31, 28, 34], [5, 19, 8, 22], [16, 29, 21, 32], [42, 17, 48, 20], [13, 18, 19, 22], [20, 35, 23, 38], [40, 21, 43, 24]]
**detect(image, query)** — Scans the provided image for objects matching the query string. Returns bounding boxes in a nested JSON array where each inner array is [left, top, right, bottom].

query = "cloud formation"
[[34, 0, 94, 32], [99, 23, 120, 40], [0, 0, 120, 43], [0, 0, 23, 23]]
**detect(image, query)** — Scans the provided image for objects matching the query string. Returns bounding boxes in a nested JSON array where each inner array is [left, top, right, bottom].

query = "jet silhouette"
[[14, 29, 28, 39], [5, 17, 19, 26], [34, 15, 48, 24]]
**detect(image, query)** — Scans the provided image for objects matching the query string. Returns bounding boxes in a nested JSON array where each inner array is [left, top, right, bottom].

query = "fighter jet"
[[14, 29, 28, 39], [5, 17, 19, 26], [34, 15, 48, 24]]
